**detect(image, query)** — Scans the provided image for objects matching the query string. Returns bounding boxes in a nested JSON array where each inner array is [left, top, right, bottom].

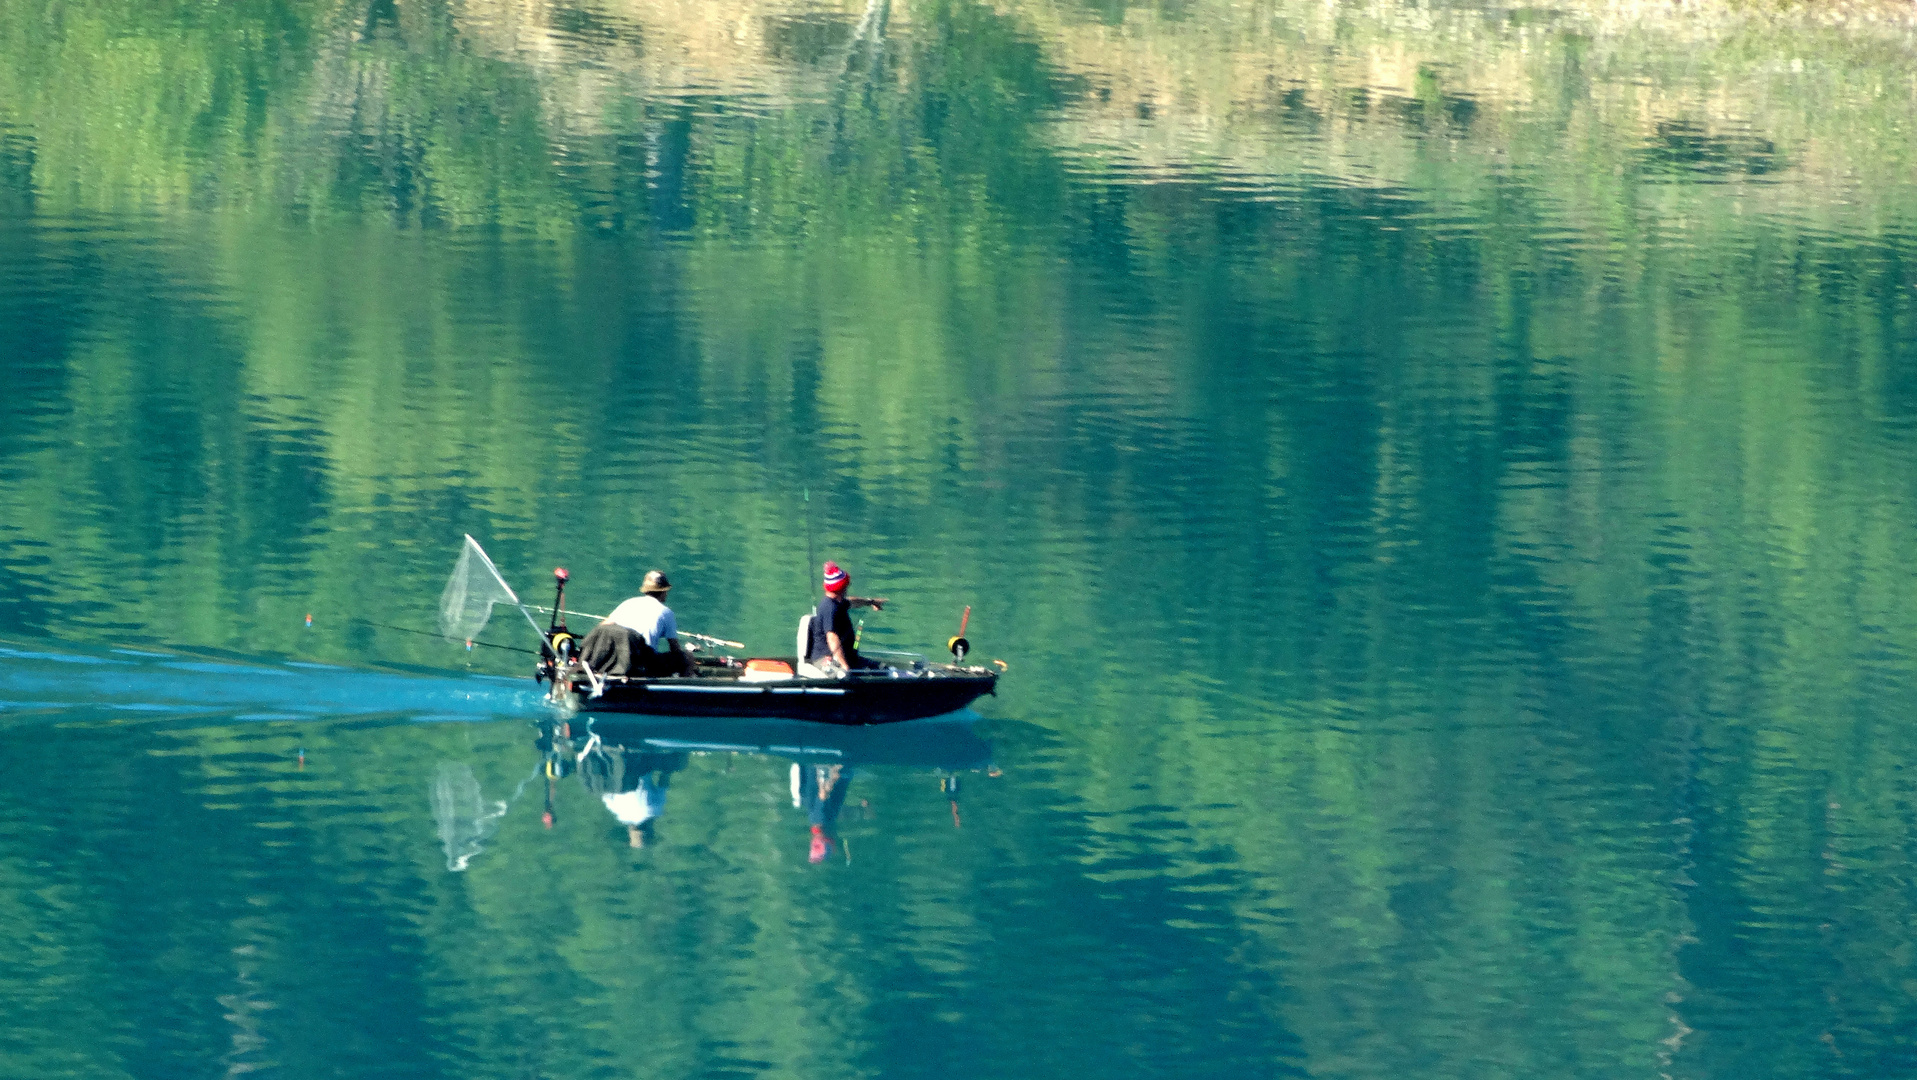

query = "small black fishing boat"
[[537, 657, 999, 725], [439, 536, 999, 725]]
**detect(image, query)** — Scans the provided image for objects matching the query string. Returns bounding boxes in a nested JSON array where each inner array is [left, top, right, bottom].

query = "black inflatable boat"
[[537, 654, 998, 725]]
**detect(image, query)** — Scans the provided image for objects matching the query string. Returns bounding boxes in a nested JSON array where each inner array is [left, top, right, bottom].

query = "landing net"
[[438, 534, 542, 644]]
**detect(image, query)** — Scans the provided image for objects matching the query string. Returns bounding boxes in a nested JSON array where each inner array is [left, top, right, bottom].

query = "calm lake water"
[[4, 0, 1917, 1076]]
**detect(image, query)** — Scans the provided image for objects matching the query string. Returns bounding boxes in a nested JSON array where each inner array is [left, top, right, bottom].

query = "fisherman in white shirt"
[[607, 570, 680, 650], [578, 570, 692, 676]]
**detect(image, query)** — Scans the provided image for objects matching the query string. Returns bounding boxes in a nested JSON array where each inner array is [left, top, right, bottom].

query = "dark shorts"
[[578, 623, 685, 677]]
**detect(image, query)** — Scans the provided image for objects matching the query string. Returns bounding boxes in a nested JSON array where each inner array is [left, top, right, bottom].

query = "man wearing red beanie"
[[803, 561, 887, 676]]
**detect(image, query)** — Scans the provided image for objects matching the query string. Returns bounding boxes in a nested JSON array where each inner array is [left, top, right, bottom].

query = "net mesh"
[[438, 534, 526, 643]]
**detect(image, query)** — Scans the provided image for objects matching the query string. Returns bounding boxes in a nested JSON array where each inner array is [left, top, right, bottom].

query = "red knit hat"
[[822, 562, 849, 592]]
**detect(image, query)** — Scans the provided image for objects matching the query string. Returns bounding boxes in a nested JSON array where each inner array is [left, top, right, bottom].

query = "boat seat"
[[795, 612, 838, 679]]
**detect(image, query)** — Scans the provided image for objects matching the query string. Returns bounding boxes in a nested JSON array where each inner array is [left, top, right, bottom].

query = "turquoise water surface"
[[3, 0, 1917, 1076]]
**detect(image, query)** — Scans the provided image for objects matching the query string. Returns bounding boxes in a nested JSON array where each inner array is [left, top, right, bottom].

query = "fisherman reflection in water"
[[801, 561, 887, 678], [533, 714, 998, 862], [578, 569, 692, 677], [793, 762, 852, 862], [576, 734, 687, 848]]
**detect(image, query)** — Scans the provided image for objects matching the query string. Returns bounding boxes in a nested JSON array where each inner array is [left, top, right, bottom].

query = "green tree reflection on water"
[[1, 0, 1916, 1076]]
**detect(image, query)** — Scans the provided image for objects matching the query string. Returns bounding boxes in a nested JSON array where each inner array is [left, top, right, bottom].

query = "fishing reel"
[[948, 605, 972, 661]]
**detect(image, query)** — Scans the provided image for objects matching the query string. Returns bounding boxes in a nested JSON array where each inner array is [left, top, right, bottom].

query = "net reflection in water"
[[430, 761, 509, 872]]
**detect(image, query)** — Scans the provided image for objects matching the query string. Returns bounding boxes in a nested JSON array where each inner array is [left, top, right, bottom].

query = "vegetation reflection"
[[0, 0, 1916, 1076]]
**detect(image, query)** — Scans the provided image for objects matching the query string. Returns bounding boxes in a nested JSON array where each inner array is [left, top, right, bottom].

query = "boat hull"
[[547, 670, 997, 725]]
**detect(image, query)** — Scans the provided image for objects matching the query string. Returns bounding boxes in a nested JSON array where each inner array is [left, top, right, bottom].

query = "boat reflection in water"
[[532, 713, 995, 857]]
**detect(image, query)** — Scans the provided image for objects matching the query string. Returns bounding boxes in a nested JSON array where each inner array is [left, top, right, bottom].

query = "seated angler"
[[801, 561, 886, 677], [578, 570, 692, 677]]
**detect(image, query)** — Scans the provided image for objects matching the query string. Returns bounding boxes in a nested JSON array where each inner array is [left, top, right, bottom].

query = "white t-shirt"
[[606, 594, 678, 648], [603, 781, 665, 825]]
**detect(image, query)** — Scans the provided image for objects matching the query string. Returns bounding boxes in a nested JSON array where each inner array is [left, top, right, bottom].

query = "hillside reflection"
[[4, 0, 1913, 227], [3, 0, 1917, 1077]]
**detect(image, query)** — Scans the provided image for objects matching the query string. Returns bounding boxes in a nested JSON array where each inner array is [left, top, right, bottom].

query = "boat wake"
[[0, 638, 546, 727]]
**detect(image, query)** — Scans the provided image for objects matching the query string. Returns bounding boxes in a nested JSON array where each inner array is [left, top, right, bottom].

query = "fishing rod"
[[679, 631, 746, 650], [353, 619, 540, 655], [530, 604, 608, 621], [526, 606, 744, 649]]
